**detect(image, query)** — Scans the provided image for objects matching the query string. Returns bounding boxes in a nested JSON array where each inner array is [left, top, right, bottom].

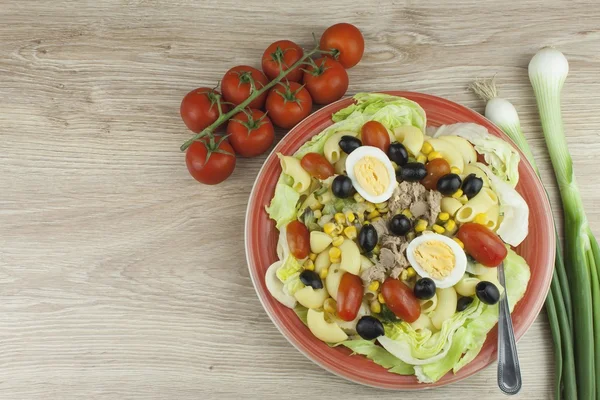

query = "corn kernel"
[[453, 237, 465, 249], [401, 208, 413, 218], [459, 195, 469, 204], [368, 281, 380, 292], [309, 253, 317, 261], [319, 268, 329, 279], [324, 298, 337, 314], [406, 267, 416, 278], [313, 209, 322, 219], [407, 231, 416, 241], [331, 236, 344, 247], [353, 192, 365, 203], [343, 226, 357, 240], [330, 257, 341, 264], [438, 212, 450, 222], [370, 300, 382, 314], [378, 207, 389, 214], [378, 293, 386, 304], [371, 217, 382, 223], [375, 201, 388, 209], [329, 246, 341, 258], [368, 210, 380, 220], [415, 219, 428, 233], [416, 154, 427, 164], [451, 189, 464, 199], [400, 270, 409, 281], [432, 224, 445, 234], [474, 213, 488, 225], [365, 203, 376, 213], [303, 259, 315, 271], [421, 141, 433, 155], [450, 166, 461, 174], [428, 151, 443, 161], [345, 211, 355, 223], [372, 245, 380, 255], [444, 219, 456, 232], [334, 213, 346, 224], [323, 222, 336, 235]]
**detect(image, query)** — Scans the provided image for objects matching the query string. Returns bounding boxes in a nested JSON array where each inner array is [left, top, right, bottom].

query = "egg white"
[[345, 146, 397, 204], [406, 233, 467, 288]]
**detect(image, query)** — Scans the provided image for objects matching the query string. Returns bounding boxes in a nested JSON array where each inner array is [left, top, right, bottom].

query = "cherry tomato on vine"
[[421, 158, 451, 190], [185, 136, 236, 185], [300, 152, 335, 180], [286, 220, 310, 259], [226, 109, 274, 158], [336, 272, 363, 321], [221, 65, 269, 109], [302, 57, 348, 105], [381, 278, 421, 322], [320, 23, 364, 69], [265, 81, 313, 129], [180, 88, 229, 133], [456, 223, 507, 267], [361, 121, 390, 153], [262, 40, 304, 82]]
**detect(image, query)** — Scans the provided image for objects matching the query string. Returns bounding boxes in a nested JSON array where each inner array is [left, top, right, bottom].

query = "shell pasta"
[[324, 131, 356, 164], [278, 154, 311, 193], [455, 187, 499, 223], [430, 287, 458, 330]]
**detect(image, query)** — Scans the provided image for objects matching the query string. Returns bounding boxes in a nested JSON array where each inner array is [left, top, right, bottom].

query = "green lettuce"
[[265, 175, 301, 229], [342, 339, 414, 375], [294, 305, 309, 326], [276, 255, 303, 283]]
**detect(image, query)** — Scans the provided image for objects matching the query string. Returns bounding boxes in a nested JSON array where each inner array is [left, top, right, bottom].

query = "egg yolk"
[[353, 156, 390, 196], [414, 240, 455, 279]]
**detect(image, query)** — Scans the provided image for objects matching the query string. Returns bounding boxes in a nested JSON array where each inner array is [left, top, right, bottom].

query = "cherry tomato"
[[302, 57, 348, 105], [381, 278, 421, 323], [227, 109, 275, 157], [262, 40, 304, 82], [456, 223, 508, 267], [361, 121, 390, 153], [300, 152, 335, 180], [180, 88, 230, 133], [421, 158, 451, 190], [185, 136, 236, 185], [265, 82, 313, 129], [221, 66, 269, 109], [337, 272, 364, 321], [286, 220, 310, 260], [319, 23, 364, 69]]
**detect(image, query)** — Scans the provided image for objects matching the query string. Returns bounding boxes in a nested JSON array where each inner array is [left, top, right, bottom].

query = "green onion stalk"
[[468, 75, 576, 399]]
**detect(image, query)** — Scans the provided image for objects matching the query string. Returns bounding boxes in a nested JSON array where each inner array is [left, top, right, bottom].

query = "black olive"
[[436, 173, 462, 195], [456, 296, 474, 312], [332, 175, 354, 198], [356, 316, 385, 340], [299, 270, 323, 289], [462, 173, 484, 199], [476, 281, 500, 305], [387, 143, 409, 166], [413, 278, 436, 300], [397, 162, 427, 182], [389, 214, 412, 236], [338, 135, 362, 154], [358, 224, 378, 252]]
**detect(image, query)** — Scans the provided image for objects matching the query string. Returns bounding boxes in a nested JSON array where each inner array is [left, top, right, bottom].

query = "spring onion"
[[468, 76, 576, 399], [529, 47, 600, 400]]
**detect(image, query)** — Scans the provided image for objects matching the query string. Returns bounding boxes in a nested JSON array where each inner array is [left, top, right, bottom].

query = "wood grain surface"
[[1, 1, 599, 399]]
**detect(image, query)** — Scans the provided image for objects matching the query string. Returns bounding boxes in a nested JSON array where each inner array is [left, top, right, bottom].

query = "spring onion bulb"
[[529, 47, 600, 400], [468, 76, 576, 399]]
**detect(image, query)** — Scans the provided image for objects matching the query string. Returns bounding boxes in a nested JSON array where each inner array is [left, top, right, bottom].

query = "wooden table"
[[2, 1, 599, 399]]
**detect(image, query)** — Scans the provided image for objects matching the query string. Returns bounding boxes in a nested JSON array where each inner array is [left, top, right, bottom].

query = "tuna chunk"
[[361, 264, 387, 284], [427, 190, 442, 225], [371, 218, 389, 238]]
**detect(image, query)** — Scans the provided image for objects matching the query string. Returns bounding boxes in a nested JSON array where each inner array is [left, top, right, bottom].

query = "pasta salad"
[[265, 93, 531, 383]]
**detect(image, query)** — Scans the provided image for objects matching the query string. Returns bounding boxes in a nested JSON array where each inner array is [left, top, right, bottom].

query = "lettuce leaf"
[[276, 255, 303, 283], [294, 305, 309, 326], [266, 176, 301, 229], [341, 339, 415, 375]]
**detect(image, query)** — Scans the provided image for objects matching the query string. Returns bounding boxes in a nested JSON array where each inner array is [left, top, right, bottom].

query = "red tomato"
[[361, 121, 391, 153], [227, 109, 275, 157], [180, 88, 230, 133], [456, 223, 508, 267], [319, 23, 364, 69], [221, 66, 269, 109], [300, 153, 335, 180], [421, 158, 451, 190], [336, 272, 363, 321], [265, 82, 313, 129], [286, 220, 310, 259], [262, 40, 304, 82], [381, 278, 421, 322], [185, 136, 236, 185], [302, 57, 348, 105]]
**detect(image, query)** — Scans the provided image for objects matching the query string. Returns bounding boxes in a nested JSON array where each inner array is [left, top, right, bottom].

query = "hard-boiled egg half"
[[345, 146, 397, 204], [406, 233, 467, 288]]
